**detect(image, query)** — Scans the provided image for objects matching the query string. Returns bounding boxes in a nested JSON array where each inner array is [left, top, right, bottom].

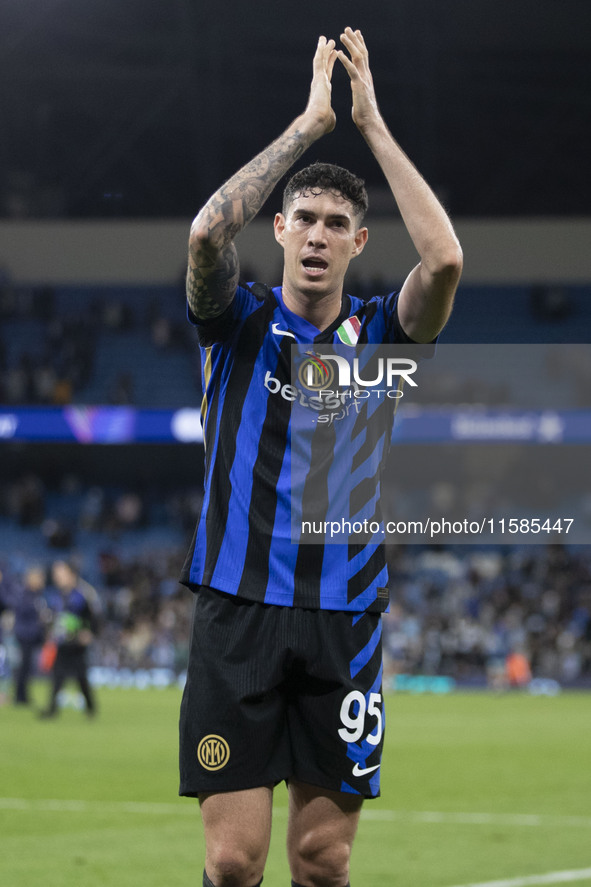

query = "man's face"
[[52, 561, 75, 591], [25, 567, 45, 593], [274, 190, 368, 302]]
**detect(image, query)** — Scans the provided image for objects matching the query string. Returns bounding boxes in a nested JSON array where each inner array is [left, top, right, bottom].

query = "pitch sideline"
[[2, 797, 591, 833], [448, 867, 591, 887]]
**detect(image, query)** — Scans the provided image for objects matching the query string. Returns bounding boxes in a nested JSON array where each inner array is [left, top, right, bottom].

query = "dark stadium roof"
[[1, 0, 590, 219]]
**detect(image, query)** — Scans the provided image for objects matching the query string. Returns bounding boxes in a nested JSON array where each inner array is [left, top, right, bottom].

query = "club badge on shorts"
[[197, 734, 230, 771]]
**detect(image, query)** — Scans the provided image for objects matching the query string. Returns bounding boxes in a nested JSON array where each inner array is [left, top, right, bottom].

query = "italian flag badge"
[[336, 316, 361, 345]]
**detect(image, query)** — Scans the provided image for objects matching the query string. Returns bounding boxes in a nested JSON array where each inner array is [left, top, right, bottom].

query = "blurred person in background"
[[39, 560, 100, 718], [505, 648, 532, 689], [13, 565, 48, 705], [0, 568, 13, 705]]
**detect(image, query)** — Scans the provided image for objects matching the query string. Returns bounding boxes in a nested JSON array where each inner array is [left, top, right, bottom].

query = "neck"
[[281, 286, 343, 332]]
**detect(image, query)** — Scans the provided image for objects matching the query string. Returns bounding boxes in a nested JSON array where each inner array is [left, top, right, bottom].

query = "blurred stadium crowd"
[[1, 280, 590, 701], [384, 545, 591, 688], [1, 472, 590, 699], [0, 274, 200, 407]]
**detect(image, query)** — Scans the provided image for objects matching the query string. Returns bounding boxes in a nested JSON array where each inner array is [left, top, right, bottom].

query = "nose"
[[307, 221, 327, 247]]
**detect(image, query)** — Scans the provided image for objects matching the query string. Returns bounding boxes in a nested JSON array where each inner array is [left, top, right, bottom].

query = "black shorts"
[[179, 586, 384, 799]]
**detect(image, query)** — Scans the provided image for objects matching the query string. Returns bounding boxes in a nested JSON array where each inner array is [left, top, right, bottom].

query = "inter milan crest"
[[197, 734, 231, 771]]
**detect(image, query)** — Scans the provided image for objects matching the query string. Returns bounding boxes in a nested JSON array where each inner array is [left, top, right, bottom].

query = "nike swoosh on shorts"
[[352, 762, 380, 777]]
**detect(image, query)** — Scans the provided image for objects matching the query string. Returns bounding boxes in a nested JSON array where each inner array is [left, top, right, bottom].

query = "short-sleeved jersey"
[[180, 283, 416, 613]]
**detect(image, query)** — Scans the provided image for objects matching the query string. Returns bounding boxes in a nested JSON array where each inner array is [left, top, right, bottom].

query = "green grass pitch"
[[1, 684, 591, 886]]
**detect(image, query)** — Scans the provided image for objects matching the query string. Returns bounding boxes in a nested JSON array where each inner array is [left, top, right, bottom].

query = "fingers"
[[314, 29, 367, 82], [340, 27, 367, 55], [307, 36, 338, 135], [316, 35, 336, 57], [314, 35, 337, 75], [336, 27, 369, 78], [340, 27, 368, 62], [326, 50, 337, 80]]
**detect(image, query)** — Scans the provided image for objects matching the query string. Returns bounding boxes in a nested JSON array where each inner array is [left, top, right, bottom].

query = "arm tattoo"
[[186, 243, 239, 321], [188, 128, 309, 319]]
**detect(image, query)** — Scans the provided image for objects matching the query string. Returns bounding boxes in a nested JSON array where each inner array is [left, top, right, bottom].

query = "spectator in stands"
[[108, 371, 134, 404], [0, 567, 14, 705], [8, 474, 45, 527]]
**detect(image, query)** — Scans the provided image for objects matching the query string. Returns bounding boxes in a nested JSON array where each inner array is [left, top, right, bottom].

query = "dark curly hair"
[[282, 161, 369, 223]]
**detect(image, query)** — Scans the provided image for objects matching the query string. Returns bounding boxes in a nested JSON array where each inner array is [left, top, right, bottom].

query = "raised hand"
[[186, 37, 339, 321], [337, 28, 381, 133], [301, 36, 338, 139]]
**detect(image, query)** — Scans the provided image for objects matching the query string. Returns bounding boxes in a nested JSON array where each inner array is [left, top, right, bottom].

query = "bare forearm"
[[187, 118, 320, 320], [336, 28, 461, 340], [362, 119, 462, 272], [363, 118, 462, 340], [188, 36, 337, 320], [191, 121, 315, 249], [337, 27, 461, 339], [359, 109, 462, 336]]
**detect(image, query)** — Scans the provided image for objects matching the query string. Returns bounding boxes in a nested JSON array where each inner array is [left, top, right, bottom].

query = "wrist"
[[356, 111, 389, 142], [292, 110, 333, 143]]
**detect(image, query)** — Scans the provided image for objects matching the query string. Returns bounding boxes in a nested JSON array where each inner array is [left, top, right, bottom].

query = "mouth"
[[302, 257, 328, 277]]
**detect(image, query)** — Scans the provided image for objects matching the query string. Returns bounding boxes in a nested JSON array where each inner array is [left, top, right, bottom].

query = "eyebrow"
[[292, 209, 352, 225]]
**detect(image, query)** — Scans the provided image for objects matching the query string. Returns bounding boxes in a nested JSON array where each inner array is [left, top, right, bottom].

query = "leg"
[[199, 785, 273, 887], [75, 655, 96, 714], [14, 642, 34, 704], [287, 780, 361, 887], [41, 653, 67, 716]]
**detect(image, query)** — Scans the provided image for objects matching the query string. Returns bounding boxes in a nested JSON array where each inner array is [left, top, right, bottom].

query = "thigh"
[[200, 786, 274, 883], [200, 786, 273, 853], [20, 643, 35, 671], [286, 780, 363, 883], [53, 648, 71, 681], [73, 650, 88, 679]]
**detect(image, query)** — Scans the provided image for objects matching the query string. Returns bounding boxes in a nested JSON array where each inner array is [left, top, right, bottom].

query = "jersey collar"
[[273, 287, 352, 343]]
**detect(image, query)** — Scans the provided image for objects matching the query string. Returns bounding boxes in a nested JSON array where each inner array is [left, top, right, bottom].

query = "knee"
[[292, 829, 351, 887], [206, 843, 264, 887]]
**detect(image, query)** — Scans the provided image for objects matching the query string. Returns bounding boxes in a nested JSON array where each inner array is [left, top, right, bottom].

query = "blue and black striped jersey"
[[180, 283, 415, 612]]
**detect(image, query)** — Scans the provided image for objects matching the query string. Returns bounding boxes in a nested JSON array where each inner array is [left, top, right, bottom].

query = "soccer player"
[[179, 28, 462, 887]]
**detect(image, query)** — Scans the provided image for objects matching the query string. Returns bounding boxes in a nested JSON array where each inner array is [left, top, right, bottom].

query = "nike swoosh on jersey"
[[352, 762, 380, 777], [271, 322, 296, 340]]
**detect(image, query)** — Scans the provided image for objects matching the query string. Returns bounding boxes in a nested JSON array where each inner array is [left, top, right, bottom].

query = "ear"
[[273, 213, 286, 247], [351, 226, 368, 258]]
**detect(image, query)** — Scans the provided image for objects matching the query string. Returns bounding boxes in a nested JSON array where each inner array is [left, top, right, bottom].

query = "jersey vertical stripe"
[[180, 283, 421, 612], [200, 347, 213, 432], [236, 336, 294, 600], [203, 306, 273, 588]]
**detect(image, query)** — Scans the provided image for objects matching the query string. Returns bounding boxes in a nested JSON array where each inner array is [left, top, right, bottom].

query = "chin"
[[299, 275, 333, 296]]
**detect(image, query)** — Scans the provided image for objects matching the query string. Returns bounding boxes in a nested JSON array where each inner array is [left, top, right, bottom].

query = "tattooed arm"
[[187, 36, 337, 321]]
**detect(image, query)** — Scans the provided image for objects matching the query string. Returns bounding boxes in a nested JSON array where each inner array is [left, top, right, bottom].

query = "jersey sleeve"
[[187, 284, 265, 346]]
